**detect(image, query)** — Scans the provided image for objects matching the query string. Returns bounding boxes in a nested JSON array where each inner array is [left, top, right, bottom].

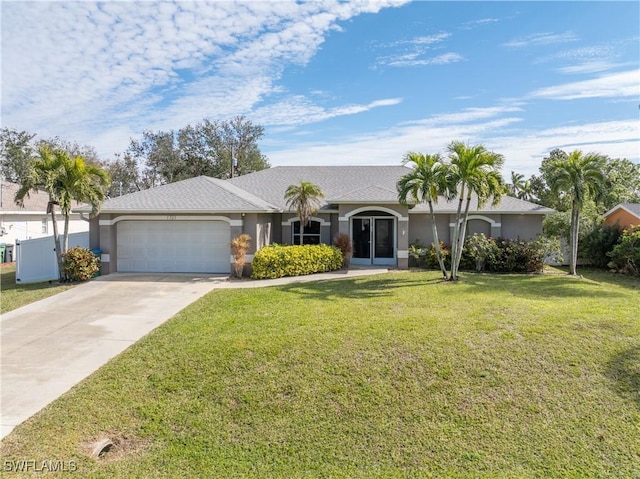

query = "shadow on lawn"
[[278, 274, 429, 300], [605, 345, 640, 408], [459, 271, 630, 299]]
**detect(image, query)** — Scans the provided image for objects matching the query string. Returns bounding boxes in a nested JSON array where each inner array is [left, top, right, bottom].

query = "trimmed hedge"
[[252, 244, 343, 279]]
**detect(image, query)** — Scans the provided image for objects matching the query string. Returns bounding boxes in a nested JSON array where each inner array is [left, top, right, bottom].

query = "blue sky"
[[2, 1, 638, 177]]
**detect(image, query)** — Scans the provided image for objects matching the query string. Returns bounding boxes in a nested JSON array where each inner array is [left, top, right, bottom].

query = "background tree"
[[123, 116, 269, 188], [601, 157, 640, 209], [15, 146, 110, 280], [447, 141, 505, 281], [0, 128, 36, 182], [397, 152, 453, 280], [545, 150, 606, 275], [102, 152, 148, 197], [284, 181, 324, 245], [533, 148, 571, 210]]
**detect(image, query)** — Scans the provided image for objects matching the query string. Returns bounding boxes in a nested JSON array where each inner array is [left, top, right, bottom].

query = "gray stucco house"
[[82, 166, 553, 275]]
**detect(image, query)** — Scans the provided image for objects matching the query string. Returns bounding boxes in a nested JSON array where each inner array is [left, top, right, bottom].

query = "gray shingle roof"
[[328, 184, 400, 203], [412, 194, 555, 214], [86, 166, 554, 216], [1, 180, 85, 213], [1, 181, 50, 212], [88, 176, 278, 213], [227, 166, 411, 210]]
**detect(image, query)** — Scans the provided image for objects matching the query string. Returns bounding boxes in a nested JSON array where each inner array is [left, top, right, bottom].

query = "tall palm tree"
[[545, 150, 606, 275], [284, 181, 324, 245], [15, 146, 110, 279], [397, 152, 454, 280], [447, 141, 505, 281]]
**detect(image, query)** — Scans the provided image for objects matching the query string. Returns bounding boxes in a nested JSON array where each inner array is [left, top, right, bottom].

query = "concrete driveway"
[[0, 273, 227, 439], [0, 268, 388, 440]]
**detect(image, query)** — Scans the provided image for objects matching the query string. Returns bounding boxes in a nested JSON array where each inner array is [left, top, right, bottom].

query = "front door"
[[351, 216, 396, 266]]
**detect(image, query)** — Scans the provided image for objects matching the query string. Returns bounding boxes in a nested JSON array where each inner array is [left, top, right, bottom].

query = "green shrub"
[[488, 238, 546, 273], [413, 235, 550, 274], [252, 244, 343, 279], [579, 223, 622, 268], [464, 234, 499, 271], [62, 246, 100, 281], [607, 225, 640, 276], [424, 241, 452, 270]]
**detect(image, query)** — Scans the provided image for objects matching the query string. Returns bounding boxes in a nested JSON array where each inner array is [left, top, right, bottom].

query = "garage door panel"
[[117, 220, 230, 273]]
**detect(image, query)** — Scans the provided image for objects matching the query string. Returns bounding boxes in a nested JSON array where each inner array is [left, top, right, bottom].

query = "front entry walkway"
[[0, 268, 387, 439]]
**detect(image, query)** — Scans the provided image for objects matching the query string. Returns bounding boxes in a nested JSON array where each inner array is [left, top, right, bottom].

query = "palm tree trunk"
[[49, 202, 64, 282], [300, 222, 305, 245], [63, 213, 70, 254], [569, 203, 580, 275], [453, 195, 472, 280], [449, 184, 465, 280], [428, 201, 448, 280]]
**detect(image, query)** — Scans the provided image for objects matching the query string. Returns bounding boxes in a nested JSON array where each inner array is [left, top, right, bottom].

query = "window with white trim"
[[41, 218, 48, 234], [292, 220, 321, 245]]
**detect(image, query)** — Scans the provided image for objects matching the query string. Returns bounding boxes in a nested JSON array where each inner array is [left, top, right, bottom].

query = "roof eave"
[[92, 208, 280, 215]]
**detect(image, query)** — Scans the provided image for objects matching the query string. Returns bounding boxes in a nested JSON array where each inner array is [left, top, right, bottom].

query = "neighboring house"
[[81, 166, 554, 275], [0, 180, 89, 253], [603, 203, 640, 230]]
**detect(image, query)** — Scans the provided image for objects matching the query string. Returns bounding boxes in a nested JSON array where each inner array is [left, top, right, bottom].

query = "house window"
[[41, 219, 48, 234], [292, 220, 321, 245]]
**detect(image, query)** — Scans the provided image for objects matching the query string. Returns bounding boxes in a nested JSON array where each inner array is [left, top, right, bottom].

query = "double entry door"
[[351, 217, 396, 266]]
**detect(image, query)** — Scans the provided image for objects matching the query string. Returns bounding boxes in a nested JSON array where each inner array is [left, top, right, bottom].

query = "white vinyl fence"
[[15, 232, 90, 284]]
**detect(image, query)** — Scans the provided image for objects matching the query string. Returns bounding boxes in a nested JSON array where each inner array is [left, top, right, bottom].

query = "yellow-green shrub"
[[251, 244, 343, 279]]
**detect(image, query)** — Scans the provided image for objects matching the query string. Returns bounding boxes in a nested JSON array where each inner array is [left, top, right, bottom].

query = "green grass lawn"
[[1, 269, 638, 478], [0, 263, 76, 314]]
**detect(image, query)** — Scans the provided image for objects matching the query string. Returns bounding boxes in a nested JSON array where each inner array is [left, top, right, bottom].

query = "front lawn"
[[1, 270, 638, 477], [0, 263, 76, 314]]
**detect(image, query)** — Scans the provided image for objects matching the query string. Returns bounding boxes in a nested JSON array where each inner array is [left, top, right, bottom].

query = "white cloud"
[[253, 97, 403, 126], [1, 0, 409, 157], [557, 61, 636, 75], [426, 53, 464, 65], [391, 32, 451, 46], [374, 32, 458, 68], [461, 17, 500, 29], [529, 69, 640, 100], [503, 31, 579, 48], [265, 108, 639, 177]]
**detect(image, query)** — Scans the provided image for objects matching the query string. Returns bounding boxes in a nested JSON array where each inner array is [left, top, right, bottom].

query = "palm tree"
[[15, 146, 110, 279], [545, 150, 606, 275], [509, 171, 536, 201], [447, 141, 505, 281], [397, 152, 454, 280], [284, 181, 324, 245], [58, 153, 110, 252], [509, 171, 525, 196]]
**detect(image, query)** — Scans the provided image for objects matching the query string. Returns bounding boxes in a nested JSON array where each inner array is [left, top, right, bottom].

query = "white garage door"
[[117, 220, 230, 273]]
